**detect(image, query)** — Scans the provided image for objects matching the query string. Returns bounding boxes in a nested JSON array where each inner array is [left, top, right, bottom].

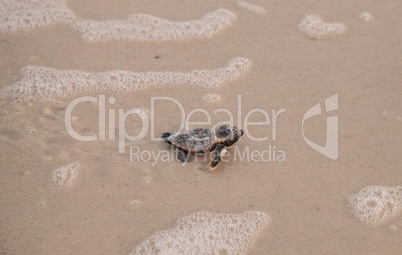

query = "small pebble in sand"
[[57, 151, 71, 161], [41, 107, 53, 117], [28, 56, 37, 62], [127, 200, 142, 209], [389, 224, 397, 232], [43, 156, 53, 162], [141, 176, 151, 186], [22, 171, 31, 176], [36, 200, 46, 207], [25, 126, 38, 134], [359, 12, 374, 22], [72, 147, 82, 154]]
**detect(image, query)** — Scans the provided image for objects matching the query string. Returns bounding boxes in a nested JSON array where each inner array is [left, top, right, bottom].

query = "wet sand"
[[1, 0, 401, 254]]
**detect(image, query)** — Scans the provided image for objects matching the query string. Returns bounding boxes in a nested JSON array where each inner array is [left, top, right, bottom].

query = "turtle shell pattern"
[[167, 128, 215, 152]]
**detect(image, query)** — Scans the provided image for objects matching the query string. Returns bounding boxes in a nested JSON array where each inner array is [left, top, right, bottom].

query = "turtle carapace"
[[162, 125, 244, 169]]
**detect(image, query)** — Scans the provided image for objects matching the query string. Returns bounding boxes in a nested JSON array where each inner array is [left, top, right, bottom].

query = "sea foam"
[[202, 93, 221, 103], [0, 58, 251, 102], [297, 15, 346, 39], [131, 211, 270, 255], [237, 1, 266, 14], [348, 185, 402, 224], [52, 162, 78, 187], [0, 0, 75, 33], [0, 0, 235, 42], [71, 9, 236, 42]]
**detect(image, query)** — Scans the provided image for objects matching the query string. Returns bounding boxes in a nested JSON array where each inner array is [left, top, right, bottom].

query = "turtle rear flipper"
[[177, 148, 190, 162]]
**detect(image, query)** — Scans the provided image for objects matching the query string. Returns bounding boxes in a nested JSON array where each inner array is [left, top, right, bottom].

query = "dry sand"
[[0, 0, 401, 254]]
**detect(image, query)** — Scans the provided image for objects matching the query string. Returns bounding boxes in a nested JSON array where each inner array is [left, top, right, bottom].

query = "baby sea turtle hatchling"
[[162, 125, 244, 169]]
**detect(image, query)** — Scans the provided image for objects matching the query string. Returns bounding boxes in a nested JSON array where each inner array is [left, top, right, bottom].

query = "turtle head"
[[216, 125, 244, 146]]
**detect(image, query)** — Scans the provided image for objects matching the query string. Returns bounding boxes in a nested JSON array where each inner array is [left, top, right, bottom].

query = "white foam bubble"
[[0, 0, 76, 33], [202, 93, 221, 103], [131, 211, 270, 255], [127, 200, 142, 209], [25, 125, 37, 134], [52, 162, 78, 187], [297, 15, 346, 39], [237, 1, 266, 14], [72, 9, 236, 42], [132, 108, 150, 119], [141, 176, 151, 186], [359, 12, 374, 22], [1, 58, 251, 102], [0, 1, 235, 42], [348, 185, 402, 224]]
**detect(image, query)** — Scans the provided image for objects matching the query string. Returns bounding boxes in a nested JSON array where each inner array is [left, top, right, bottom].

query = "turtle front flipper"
[[210, 144, 227, 169], [162, 132, 173, 144], [177, 148, 190, 162]]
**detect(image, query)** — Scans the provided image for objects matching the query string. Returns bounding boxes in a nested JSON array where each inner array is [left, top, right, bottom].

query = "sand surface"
[[0, 0, 401, 254]]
